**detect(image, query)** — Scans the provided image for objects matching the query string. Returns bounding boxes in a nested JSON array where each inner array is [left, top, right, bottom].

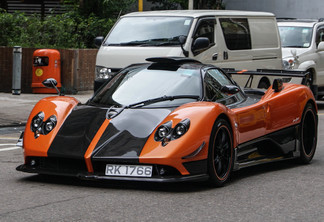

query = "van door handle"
[[212, 53, 218, 60], [223, 51, 228, 60]]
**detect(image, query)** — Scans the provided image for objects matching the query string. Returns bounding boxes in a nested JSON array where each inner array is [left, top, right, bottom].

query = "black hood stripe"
[[47, 106, 107, 159], [92, 108, 172, 161], [47, 105, 172, 163]]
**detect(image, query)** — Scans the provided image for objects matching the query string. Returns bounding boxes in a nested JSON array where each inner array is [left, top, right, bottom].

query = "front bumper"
[[16, 164, 209, 183]]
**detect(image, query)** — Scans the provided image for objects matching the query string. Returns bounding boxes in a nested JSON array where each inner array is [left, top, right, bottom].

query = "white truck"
[[278, 19, 324, 99], [94, 10, 283, 91]]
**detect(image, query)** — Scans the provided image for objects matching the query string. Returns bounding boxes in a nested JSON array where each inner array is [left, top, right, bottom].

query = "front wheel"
[[299, 103, 317, 163], [207, 119, 234, 187]]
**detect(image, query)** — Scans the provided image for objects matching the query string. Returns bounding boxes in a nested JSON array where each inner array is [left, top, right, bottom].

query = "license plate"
[[105, 164, 153, 177]]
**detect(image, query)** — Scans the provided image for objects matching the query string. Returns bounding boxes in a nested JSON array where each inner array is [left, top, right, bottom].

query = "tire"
[[299, 103, 317, 163], [207, 119, 234, 187], [303, 71, 318, 99], [303, 71, 313, 88]]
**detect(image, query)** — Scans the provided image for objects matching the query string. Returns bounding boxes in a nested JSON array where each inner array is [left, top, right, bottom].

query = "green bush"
[[0, 9, 115, 48]]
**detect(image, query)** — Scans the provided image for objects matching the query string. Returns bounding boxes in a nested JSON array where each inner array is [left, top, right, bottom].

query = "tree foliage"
[[147, 0, 188, 10], [147, 0, 225, 10], [64, 0, 135, 18], [0, 0, 135, 48]]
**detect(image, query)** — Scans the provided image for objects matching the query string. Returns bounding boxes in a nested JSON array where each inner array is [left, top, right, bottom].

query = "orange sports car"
[[16, 57, 318, 187]]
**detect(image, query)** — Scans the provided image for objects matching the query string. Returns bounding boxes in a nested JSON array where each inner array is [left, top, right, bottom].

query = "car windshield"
[[104, 16, 193, 46], [90, 64, 202, 108], [278, 26, 313, 48]]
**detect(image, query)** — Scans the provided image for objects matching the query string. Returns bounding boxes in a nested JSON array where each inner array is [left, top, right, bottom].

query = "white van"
[[278, 19, 324, 99], [94, 10, 282, 90]]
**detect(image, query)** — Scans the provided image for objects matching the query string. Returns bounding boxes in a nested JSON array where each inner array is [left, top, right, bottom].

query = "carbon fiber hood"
[[47, 105, 172, 161], [92, 108, 172, 162]]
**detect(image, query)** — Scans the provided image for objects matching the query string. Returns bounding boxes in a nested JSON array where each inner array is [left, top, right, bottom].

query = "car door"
[[234, 102, 267, 144], [191, 17, 219, 64], [265, 90, 301, 133], [203, 68, 267, 144], [314, 25, 324, 86]]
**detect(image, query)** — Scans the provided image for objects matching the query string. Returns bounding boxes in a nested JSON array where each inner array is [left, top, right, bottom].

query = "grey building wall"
[[223, 0, 324, 19]]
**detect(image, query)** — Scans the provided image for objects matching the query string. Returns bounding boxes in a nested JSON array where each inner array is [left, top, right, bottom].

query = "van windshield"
[[278, 26, 313, 48], [104, 17, 193, 46]]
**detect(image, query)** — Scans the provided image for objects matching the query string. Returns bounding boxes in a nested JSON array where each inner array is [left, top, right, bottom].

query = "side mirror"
[[272, 78, 283, 92], [317, 42, 324, 52], [192, 37, 210, 55], [178, 35, 189, 57], [42, 78, 62, 95], [178, 35, 187, 44], [94, 36, 104, 48], [42, 78, 57, 88], [221, 85, 240, 94]]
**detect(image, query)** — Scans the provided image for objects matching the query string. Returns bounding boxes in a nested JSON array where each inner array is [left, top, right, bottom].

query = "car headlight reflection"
[[30, 112, 57, 138], [154, 121, 172, 142], [172, 119, 190, 139], [282, 58, 295, 69], [95, 66, 114, 79], [154, 119, 190, 146], [31, 112, 44, 132], [43, 115, 57, 135]]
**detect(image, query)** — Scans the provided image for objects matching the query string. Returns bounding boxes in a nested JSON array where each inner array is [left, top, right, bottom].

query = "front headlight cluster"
[[95, 66, 114, 79], [154, 119, 190, 146], [30, 112, 57, 138], [282, 58, 295, 69]]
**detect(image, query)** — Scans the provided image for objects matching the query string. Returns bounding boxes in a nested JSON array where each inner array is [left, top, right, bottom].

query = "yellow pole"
[[139, 0, 143, 11]]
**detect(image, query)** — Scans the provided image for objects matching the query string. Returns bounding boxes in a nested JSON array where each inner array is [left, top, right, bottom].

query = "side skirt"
[[233, 125, 301, 171]]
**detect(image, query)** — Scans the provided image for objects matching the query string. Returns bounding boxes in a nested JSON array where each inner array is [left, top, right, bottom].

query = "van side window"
[[316, 27, 324, 46], [220, 18, 252, 50], [193, 19, 215, 44]]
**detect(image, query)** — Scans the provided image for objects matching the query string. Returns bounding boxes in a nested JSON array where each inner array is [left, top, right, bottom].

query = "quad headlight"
[[43, 115, 57, 135], [154, 119, 190, 146], [30, 112, 57, 138], [173, 119, 190, 139], [31, 112, 44, 132], [155, 121, 172, 142]]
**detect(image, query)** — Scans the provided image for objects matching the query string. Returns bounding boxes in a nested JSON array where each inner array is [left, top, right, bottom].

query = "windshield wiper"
[[119, 40, 150, 46], [113, 37, 186, 47], [126, 95, 200, 108]]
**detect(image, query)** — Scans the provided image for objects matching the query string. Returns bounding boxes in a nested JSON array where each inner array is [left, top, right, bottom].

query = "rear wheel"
[[207, 119, 233, 187], [299, 103, 317, 163]]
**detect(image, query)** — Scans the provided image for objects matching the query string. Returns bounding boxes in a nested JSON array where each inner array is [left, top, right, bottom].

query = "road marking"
[[0, 146, 20, 151], [0, 137, 19, 140], [0, 144, 18, 146]]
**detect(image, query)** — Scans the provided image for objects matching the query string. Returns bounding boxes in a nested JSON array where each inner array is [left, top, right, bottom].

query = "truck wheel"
[[303, 71, 318, 99]]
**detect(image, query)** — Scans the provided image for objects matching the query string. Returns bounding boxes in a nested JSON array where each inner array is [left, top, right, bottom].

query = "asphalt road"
[[1, 110, 324, 221]]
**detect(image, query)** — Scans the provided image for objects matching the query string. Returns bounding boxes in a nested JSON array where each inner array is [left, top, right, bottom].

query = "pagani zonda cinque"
[[17, 57, 318, 187]]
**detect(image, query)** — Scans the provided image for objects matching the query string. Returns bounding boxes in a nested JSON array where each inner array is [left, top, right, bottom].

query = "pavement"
[[0, 91, 94, 127]]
